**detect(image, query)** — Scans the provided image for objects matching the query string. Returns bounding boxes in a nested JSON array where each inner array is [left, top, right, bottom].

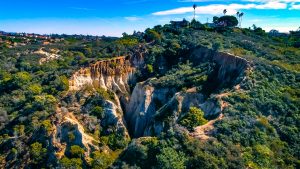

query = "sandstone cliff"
[[69, 47, 146, 93], [69, 56, 136, 93], [125, 80, 175, 137], [66, 46, 250, 140], [191, 47, 250, 87]]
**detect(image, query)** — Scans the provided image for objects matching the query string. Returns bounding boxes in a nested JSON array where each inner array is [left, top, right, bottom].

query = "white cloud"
[[263, 25, 299, 32], [289, 3, 300, 9], [125, 17, 142, 21], [153, 2, 287, 16], [255, 2, 287, 9]]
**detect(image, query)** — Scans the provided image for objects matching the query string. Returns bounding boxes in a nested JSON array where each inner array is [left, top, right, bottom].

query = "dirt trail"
[[191, 113, 224, 140]]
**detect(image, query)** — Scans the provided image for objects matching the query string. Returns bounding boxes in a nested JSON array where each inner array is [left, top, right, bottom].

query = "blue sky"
[[0, 0, 299, 36]]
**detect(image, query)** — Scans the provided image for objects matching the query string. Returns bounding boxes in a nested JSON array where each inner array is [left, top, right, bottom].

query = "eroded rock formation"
[[191, 47, 250, 87], [69, 48, 146, 93], [125, 80, 175, 137], [125, 48, 251, 138], [69, 56, 136, 93], [66, 46, 250, 140]]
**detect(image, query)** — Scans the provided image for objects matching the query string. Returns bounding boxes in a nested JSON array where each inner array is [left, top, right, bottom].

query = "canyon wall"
[[69, 56, 136, 94], [125, 48, 250, 137], [69, 45, 146, 93], [67, 46, 250, 138], [191, 47, 250, 87], [125, 80, 175, 137]]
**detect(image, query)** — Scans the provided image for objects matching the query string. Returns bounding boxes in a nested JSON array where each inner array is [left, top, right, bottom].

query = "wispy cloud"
[[125, 17, 142, 21], [153, 2, 287, 16]]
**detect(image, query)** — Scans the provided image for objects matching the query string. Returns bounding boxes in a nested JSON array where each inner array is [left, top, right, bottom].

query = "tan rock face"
[[125, 80, 174, 137], [69, 56, 136, 93]]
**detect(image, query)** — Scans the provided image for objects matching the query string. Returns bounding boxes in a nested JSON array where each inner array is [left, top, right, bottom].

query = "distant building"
[[269, 29, 288, 37], [43, 41, 50, 45], [170, 19, 189, 28]]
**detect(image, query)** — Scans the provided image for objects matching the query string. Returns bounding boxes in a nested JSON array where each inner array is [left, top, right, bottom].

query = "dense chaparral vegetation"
[[0, 18, 300, 169]]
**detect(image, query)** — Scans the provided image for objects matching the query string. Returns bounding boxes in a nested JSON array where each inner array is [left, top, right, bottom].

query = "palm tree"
[[193, 4, 197, 20], [239, 12, 244, 27], [236, 11, 240, 27], [223, 9, 227, 16]]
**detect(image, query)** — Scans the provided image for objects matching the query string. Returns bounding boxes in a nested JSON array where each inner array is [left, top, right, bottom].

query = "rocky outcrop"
[[69, 56, 136, 93], [143, 88, 205, 136], [69, 47, 146, 93], [35, 48, 60, 65], [125, 80, 225, 137], [51, 108, 100, 160], [67, 46, 250, 140], [51, 89, 130, 160], [191, 47, 250, 87], [125, 48, 250, 138], [213, 52, 249, 86], [102, 99, 130, 139], [125, 80, 175, 137]]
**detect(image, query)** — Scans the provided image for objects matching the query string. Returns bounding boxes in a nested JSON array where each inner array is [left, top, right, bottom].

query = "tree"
[[144, 29, 161, 42], [70, 145, 85, 158], [213, 16, 219, 24], [179, 107, 208, 131], [41, 120, 52, 135], [193, 4, 197, 20], [91, 106, 105, 119], [12, 71, 32, 89], [60, 157, 83, 169], [28, 84, 42, 95], [236, 11, 240, 27], [191, 19, 203, 29], [156, 147, 187, 169], [217, 15, 239, 27], [30, 142, 47, 163], [223, 9, 227, 15], [252, 24, 257, 30], [239, 12, 244, 27], [146, 64, 154, 74], [91, 151, 113, 169]]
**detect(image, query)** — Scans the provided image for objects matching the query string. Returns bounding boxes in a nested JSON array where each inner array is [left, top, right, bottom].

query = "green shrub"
[[91, 106, 105, 119], [179, 107, 208, 131], [70, 145, 85, 158], [156, 147, 187, 169], [30, 142, 47, 163]]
